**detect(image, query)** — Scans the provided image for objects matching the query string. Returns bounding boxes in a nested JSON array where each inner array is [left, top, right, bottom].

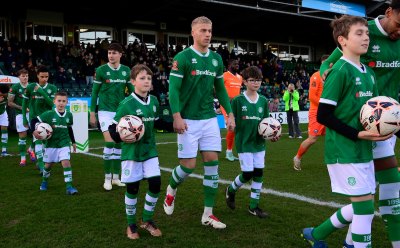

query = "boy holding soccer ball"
[[31, 91, 78, 195], [302, 15, 392, 248], [108, 64, 173, 240], [225, 66, 279, 218]]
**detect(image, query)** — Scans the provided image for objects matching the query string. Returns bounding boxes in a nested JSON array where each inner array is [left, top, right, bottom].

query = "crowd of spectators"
[[0, 35, 317, 112]]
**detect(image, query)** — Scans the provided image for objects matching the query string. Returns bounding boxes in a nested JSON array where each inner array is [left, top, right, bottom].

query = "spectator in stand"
[[56, 66, 68, 89], [269, 97, 280, 112], [82, 59, 95, 85]]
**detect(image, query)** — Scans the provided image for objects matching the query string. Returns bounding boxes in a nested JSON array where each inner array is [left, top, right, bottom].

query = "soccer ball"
[[360, 96, 400, 136], [35, 122, 53, 140], [258, 117, 282, 140], [117, 115, 145, 142]]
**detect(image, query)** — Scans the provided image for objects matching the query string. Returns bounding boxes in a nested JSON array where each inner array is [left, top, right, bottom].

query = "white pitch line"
[[81, 151, 345, 209]]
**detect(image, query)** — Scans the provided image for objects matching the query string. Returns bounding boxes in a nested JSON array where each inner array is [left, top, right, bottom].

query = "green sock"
[[203, 161, 219, 207], [34, 140, 44, 170], [1, 130, 8, 152], [18, 138, 27, 159], [42, 167, 51, 182], [103, 142, 114, 175], [125, 191, 137, 225], [249, 176, 263, 209], [169, 165, 193, 189], [142, 190, 160, 222], [63, 167, 73, 188]]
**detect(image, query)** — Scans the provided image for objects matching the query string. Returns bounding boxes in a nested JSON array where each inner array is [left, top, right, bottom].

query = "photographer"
[[283, 83, 302, 138]]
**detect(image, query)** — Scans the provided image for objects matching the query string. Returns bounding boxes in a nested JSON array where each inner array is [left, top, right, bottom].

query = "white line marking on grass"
[[82, 151, 345, 209]]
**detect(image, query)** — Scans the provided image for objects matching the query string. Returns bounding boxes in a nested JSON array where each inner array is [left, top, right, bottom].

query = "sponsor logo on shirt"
[[355, 91, 373, 97], [241, 116, 262, 120], [142, 117, 155, 122], [192, 70, 216, 77], [105, 79, 126, 83], [368, 60, 400, 68], [371, 44, 380, 53]]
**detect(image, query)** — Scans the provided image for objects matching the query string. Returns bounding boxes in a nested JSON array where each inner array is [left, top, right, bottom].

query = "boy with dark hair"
[[22, 65, 57, 172], [109, 64, 173, 239], [90, 42, 134, 191], [225, 66, 278, 218], [321, 1, 400, 246], [302, 15, 391, 248]]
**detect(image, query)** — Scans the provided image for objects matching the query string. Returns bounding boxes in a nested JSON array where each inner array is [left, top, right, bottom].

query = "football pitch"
[[0, 124, 394, 247]]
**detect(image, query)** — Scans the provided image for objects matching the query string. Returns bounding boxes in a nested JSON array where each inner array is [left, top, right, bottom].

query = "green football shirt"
[[9, 82, 28, 115], [321, 17, 400, 100], [90, 63, 133, 112], [320, 57, 378, 164], [169, 46, 230, 120], [113, 93, 160, 162], [23, 83, 56, 122], [38, 109, 73, 148], [232, 93, 269, 153]]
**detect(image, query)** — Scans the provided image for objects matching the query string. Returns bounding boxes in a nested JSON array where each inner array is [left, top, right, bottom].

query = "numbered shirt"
[[169, 46, 224, 120], [320, 57, 378, 164], [93, 63, 131, 112], [23, 83, 57, 121], [232, 93, 269, 153], [9, 82, 28, 115], [113, 93, 160, 162], [38, 109, 73, 148]]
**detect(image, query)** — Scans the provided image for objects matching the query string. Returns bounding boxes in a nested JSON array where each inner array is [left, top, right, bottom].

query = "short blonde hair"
[[191, 16, 212, 29]]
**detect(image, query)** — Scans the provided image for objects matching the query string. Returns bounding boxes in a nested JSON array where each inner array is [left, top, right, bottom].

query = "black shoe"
[[225, 186, 235, 210], [248, 206, 268, 218]]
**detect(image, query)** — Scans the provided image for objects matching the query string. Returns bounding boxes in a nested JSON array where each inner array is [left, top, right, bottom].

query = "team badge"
[[212, 59, 218, 67], [258, 107, 263, 113], [347, 177, 356, 186], [163, 109, 169, 115], [124, 169, 130, 176], [172, 61, 179, 71], [66, 118, 69, 123], [47, 89, 51, 94], [153, 106, 157, 112], [178, 144, 183, 151], [122, 71, 127, 76]]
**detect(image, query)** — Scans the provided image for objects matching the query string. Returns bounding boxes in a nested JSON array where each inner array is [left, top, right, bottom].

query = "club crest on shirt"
[[212, 59, 218, 67], [153, 106, 157, 112], [258, 107, 263, 113], [122, 71, 127, 76]]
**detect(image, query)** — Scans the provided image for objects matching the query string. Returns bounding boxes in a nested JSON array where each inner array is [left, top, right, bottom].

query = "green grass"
[[0, 124, 395, 247]]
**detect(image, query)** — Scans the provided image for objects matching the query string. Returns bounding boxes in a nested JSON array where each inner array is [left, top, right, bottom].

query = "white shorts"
[[121, 157, 161, 183], [43, 147, 71, 163], [327, 161, 376, 197], [0, 111, 8, 126], [372, 136, 396, 159], [98, 111, 116, 132], [238, 151, 265, 172], [16, 113, 29, 132], [177, 117, 221, 158]]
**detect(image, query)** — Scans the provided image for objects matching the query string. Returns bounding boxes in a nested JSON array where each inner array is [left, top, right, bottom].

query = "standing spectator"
[[293, 55, 329, 171], [82, 59, 95, 85], [162, 16, 235, 229], [283, 83, 301, 138]]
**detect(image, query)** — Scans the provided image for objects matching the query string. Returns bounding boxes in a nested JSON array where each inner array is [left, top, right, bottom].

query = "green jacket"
[[283, 90, 300, 111]]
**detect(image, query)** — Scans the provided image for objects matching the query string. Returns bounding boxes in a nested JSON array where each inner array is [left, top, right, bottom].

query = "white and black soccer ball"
[[360, 96, 400, 136], [117, 115, 145, 142], [35, 122, 53, 140], [258, 117, 282, 140]]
